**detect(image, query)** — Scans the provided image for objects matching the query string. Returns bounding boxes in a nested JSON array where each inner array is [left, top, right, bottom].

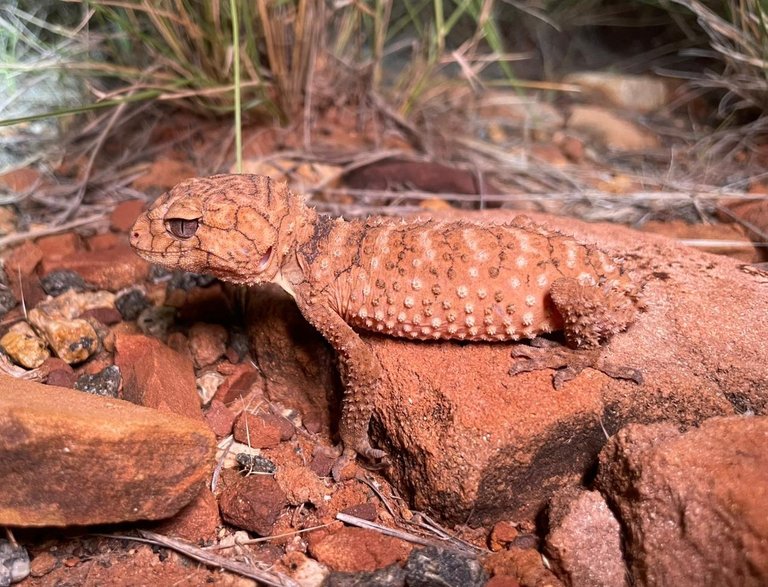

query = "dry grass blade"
[[336, 512, 483, 554], [135, 530, 300, 587], [671, 0, 768, 116]]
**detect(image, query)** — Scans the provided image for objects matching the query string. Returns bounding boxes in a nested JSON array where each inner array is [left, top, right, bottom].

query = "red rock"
[[6, 274, 45, 310], [307, 527, 412, 572], [597, 417, 768, 586], [339, 502, 377, 522], [233, 412, 285, 448], [0, 373, 215, 526], [545, 488, 626, 587], [36, 233, 81, 260], [153, 487, 220, 543], [3, 240, 43, 276], [40, 244, 150, 291], [132, 157, 197, 192], [717, 198, 768, 261], [29, 550, 57, 577], [110, 199, 145, 233], [485, 577, 521, 587], [40, 357, 77, 388], [489, 521, 519, 552], [558, 135, 585, 163], [165, 331, 192, 361], [309, 451, 335, 478], [0, 168, 40, 192], [245, 284, 335, 433], [344, 159, 487, 194], [188, 322, 228, 368], [275, 465, 327, 507], [203, 399, 235, 437], [87, 232, 122, 251], [37, 542, 224, 585], [114, 332, 202, 420], [213, 362, 263, 404], [79, 306, 122, 326], [217, 469, 287, 536], [484, 549, 564, 587], [641, 219, 759, 262]]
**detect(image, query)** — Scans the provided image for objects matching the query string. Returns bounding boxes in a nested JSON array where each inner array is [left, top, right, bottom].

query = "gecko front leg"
[[293, 293, 387, 475]]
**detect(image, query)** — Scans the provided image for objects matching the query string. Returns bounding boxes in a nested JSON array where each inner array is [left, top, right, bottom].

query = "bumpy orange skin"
[[131, 174, 640, 465], [301, 215, 638, 349]]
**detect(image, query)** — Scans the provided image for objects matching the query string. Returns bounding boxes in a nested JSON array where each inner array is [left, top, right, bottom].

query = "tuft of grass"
[[671, 0, 768, 117], [331, 0, 519, 116], [78, 0, 311, 120]]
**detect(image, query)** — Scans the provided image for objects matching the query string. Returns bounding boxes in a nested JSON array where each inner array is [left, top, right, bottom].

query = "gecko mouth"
[[257, 247, 273, 273]]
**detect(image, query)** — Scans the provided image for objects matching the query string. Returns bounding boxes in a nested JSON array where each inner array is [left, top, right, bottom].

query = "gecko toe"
[[510, 343, 643, 388]]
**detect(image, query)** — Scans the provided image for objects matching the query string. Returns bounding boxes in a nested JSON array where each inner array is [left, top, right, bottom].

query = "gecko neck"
[[273, 201, 338, 296]]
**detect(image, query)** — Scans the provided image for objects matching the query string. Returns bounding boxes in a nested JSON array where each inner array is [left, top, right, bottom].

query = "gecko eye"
[[166, 218, 199, 239]]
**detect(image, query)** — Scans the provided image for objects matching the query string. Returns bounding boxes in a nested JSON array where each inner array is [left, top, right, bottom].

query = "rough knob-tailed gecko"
[[131, 174, 642, 469]]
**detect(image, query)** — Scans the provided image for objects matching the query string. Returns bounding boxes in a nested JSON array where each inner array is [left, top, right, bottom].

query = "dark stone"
[[168, 271, 216, 292], [323, 564, 406, 587], [40, 270, 87, 296], [0, 289, 16, 317], [74, 365, 121, 398], [115, 288, 152, 321], [404, 546, 487, 587], [228, 330, 250, 363], [148, 264, 172, 282]]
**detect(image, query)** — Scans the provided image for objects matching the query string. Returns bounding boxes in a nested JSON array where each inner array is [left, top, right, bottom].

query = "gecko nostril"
[[166, 218, 199, 239]]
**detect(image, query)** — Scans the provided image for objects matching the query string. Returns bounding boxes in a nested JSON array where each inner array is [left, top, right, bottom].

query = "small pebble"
[[74, 365, 121, 397], [196, 371, 225, 405], [29, 551, 57, 578], [236, 453, 277, 475], [27, 311, 100, 365], [115, 288, 151, 321], [0, 323, 50, 369], [0, 539, 30, 585], [40, 270, 87, 296]]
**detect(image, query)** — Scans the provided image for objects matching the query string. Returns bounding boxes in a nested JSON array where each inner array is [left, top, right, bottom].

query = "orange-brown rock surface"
[[0, 374, 215, 527], [597, 417, 768, 587]]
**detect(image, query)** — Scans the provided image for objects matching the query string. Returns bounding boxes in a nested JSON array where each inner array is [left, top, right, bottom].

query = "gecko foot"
[[509, 339, 643, 390], [331, 439, 389, 482]]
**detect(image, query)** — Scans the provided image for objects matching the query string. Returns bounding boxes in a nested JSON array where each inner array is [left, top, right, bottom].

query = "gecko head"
[[130, 174, 304, 285]]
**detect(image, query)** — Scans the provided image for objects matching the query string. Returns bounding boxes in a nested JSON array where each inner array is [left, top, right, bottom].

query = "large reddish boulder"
[[597, 417, 768, 586], [0, 374, 215, 526]]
